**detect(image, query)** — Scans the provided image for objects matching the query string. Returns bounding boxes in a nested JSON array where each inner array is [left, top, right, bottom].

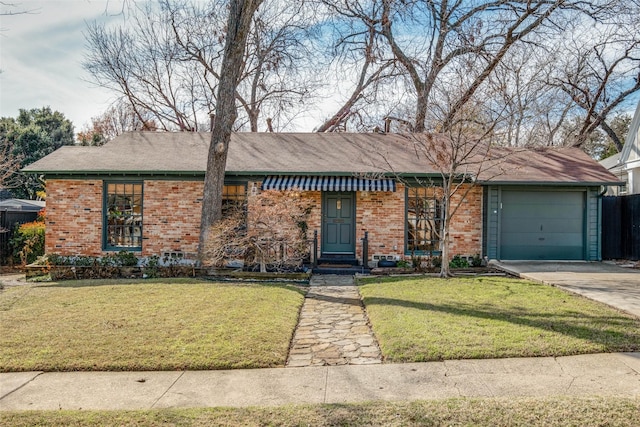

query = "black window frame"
[[103, 181, 144, 251]]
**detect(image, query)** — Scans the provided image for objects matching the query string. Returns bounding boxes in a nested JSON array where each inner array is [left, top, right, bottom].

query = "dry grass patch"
[[359, 276, 640, 362], [0, 278, 305, 371], [2, 397, 640, 426]]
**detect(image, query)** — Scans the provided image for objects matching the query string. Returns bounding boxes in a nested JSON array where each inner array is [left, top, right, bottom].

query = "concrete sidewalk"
[[493, 261, 640, 318], [1, 353, 639, 410]]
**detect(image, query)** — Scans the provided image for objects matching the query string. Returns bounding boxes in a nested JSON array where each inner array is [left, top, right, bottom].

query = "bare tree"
[[550, 21, 640, 151], [0, 137, 20, 189], [0, 1, 38, 16], [319, 0, 630, 139], [558, 113, 632, 160], [411, 98, 512, 277], [77, 101, 157, 145], [238, 1, 319, 131], [85, 0, 316, 132], [368, 85, 514, 276], [198, 0, 263, 262], [205, 189, 313, 271], [84, 3, 216, 131], [380, 0, 600, 133], [315, 0, 401, 132]]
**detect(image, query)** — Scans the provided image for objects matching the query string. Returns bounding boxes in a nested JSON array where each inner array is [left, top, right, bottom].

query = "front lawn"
[[2, 397, 640, 426], [0, 279, 305, 372], [359, 276, 640, 362]]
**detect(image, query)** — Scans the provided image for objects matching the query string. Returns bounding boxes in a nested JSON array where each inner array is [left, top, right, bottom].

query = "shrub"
[[47, 255, 96, 266], [100, 251, 139, 267], [205, 189, 313, 272], [46, 254, 69, 265], [142, 255, 161, 278], [396, 259, 412, 269], [47, 253, 139, 267], [471, 253, 483, 267], [449, 254, 469, 269], [10, 221, 45, 265]]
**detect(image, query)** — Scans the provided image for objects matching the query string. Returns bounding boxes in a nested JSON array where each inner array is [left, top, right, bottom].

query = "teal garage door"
[[500, 190, 585, 260]]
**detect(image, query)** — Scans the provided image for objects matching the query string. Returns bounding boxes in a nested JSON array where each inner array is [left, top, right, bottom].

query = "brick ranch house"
[[23, 132, 620, 266]]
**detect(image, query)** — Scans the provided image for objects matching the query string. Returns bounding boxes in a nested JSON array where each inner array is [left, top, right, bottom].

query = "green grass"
[[359, 276, 640, 362], [0, 278, 305, 372], [2, 397, 640, 426]]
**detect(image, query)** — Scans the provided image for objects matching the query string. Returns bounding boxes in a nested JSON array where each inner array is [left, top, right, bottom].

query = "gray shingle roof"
[[22, 132, 621, 185], [0, 199, 45, 211]]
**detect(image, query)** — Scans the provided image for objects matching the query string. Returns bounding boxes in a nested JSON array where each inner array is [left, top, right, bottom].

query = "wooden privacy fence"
[[602, 194, 640, 260]]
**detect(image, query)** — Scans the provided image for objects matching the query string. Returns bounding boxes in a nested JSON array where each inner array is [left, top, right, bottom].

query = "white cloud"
[[0, 0, 127, 131]]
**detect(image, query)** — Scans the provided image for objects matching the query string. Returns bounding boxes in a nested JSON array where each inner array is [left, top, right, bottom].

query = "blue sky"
[[0, 0, 335, 133], [1, 1, 637, 136], [0, 1, 126, 131]]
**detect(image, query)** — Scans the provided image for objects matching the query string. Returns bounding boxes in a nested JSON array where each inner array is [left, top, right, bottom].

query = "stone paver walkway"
[[286, 275, 382, 367]]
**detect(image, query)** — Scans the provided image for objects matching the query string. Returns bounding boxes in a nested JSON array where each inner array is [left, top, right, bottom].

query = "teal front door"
[[322, 192, 355, 254]]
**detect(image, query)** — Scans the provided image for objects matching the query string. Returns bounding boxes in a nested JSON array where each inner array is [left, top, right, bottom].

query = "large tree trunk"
[[198, 0, 263, 264]]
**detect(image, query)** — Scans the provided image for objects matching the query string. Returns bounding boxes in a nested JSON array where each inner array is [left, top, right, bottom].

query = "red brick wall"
[[143, 180, 203, 259], [46, 179, 104, 256], [300, 191, 322, 235], [354, 183, 483, 263], [46, 179, 483, 262], [45, 179, 206, 259], [448, 184, 483, 257], [356, 184, 406, 262]]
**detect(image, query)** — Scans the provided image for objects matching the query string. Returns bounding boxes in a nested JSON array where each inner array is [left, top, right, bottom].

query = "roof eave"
[[23, 170, 206, 177], [479, 180, 624, 186]]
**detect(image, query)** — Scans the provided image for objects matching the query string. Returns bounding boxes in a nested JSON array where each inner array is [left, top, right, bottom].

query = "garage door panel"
[[501, 219, 583, 234], [501, 245, 584, 260], [501, 232, 583, 246], [500, 190, 585, 260], [504, 191, 580, 203], [502, 205, 582, 219]]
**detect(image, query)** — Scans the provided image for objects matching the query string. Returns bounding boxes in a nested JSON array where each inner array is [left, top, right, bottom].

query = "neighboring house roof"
[[23, 132, 621, 185], [599, 152, 622, 171], [0, 198, 45, 212]]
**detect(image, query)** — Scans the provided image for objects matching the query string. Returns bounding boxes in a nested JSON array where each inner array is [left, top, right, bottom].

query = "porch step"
[[312, 265, 370, 275], [316, 257, 359, 267]]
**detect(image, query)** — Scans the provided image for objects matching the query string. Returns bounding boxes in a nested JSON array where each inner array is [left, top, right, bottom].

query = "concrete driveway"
[[493, 261, 640, 319]]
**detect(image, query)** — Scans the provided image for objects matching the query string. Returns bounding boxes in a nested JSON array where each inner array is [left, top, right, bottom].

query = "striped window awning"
[[261, 175, 396, 192]]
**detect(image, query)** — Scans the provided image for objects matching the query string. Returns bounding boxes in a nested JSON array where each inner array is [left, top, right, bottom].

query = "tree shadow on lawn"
[[362, 296, 640, 352]]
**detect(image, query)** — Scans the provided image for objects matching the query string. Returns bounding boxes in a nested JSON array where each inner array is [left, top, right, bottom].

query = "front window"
[[406, 186, 443, 253], [104, 182, 143, 250], [222, 184, 247, 218]]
